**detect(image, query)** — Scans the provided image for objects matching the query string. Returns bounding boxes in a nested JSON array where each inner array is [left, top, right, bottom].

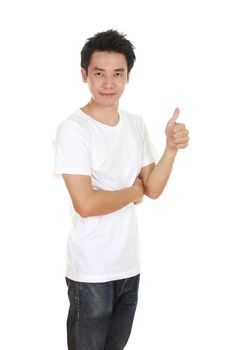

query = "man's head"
[[80, 29, 136, 107], [81, 29, 136, 76]]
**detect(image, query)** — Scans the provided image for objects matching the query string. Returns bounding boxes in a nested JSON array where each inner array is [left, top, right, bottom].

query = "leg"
[[104, 274, 140, 350], [65, 277, 114, 350]]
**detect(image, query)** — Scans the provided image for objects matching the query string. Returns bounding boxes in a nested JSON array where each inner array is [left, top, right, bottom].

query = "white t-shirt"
[[53, 108, 159, 282]]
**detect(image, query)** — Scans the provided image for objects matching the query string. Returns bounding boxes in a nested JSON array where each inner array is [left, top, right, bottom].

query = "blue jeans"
[[65, 273, 140, 350]]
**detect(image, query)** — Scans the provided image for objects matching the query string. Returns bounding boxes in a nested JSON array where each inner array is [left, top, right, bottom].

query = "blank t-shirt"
[[53, 108, 159, 282]]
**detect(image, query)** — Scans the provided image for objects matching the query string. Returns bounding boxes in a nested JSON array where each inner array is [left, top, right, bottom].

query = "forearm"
[[145, 147, 178, 199], [85, 186, 138, 217]]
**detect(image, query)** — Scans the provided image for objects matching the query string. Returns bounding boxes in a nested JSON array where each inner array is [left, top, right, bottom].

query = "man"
[[53, 29, 189, 350]]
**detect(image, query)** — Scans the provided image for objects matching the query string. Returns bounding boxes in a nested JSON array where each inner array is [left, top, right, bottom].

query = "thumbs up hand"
[[165, 108, 189, 152]]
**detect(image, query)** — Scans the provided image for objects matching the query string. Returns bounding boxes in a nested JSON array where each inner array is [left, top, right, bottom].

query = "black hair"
[[81, 29, 136, 74]]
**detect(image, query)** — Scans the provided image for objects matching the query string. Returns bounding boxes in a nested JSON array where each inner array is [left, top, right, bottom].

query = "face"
[[81, 51, 129, 107]]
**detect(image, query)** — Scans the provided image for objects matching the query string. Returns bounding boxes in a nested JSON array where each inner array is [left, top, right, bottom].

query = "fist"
[[165, 108, 189, 151]]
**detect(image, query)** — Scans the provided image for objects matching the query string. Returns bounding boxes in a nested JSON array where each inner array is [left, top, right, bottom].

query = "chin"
[[101, 102, 119, 108], [96, 97, 120, 107]]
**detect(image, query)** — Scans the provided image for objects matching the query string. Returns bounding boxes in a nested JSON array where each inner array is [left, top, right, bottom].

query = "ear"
[[81, 68, 87, 82], [127, 71, 130, 83]]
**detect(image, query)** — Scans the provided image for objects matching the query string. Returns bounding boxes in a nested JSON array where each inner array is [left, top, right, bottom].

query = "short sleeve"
[[52, 120, 91, 180], [141, 118, 160, 167]]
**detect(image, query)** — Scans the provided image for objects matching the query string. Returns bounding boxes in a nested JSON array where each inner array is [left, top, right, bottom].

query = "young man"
[[53, 29, 189, 350]]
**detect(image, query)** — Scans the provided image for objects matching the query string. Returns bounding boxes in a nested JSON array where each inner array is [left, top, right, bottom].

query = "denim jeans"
[[65, 273, 140, 350]]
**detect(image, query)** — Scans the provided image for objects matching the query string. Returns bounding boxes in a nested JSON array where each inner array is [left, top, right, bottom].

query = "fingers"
[[175, 142, 189, 149], [175, 136, 190, 144], [173, 123, 186, 133], [167, 107, 180, 130], [174, 134, 190, 148], [173, 128, 189, 137], [166, 108, 189, 150], [168, 107, 180, 128], [134, 199, 143, 205], [171, 107, 180, 123], [174, 127, 189, 146]]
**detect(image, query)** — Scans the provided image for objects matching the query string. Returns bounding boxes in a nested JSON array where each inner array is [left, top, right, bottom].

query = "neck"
[[81, 99, 120, 125]]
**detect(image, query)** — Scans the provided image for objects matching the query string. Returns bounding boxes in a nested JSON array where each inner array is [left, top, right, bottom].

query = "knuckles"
[[173, 123, 186, 132], [174, 135, 189, 142]]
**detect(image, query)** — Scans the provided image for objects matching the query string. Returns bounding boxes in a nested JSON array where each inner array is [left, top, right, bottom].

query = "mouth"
[[99, 93, 116, 97]]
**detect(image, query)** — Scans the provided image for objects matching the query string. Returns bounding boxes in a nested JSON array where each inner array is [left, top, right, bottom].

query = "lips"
[[100, 93, 116, 97]]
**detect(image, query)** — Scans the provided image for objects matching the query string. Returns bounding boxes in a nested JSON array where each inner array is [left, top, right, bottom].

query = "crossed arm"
[[62, 173, 142, 218], [62, 147, 177, 218]]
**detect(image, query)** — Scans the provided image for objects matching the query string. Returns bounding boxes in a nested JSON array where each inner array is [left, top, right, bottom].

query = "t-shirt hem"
[[142, 158, 158, 167], [65, 267, 141, 283], [53, 170, 91, 180]]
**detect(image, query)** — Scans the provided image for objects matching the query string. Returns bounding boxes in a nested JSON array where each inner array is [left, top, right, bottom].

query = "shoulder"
[[56, 109, 89, 138], [121, 109, 146, 136], [120, 109, 145, 128], [53, 110, 91, 151]]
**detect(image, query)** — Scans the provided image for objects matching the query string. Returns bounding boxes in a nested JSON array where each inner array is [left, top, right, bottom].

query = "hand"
[[133, 176, 144, 205], [165, 108, 189, 152]]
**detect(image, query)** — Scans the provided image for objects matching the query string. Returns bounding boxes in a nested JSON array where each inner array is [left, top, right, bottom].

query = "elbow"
[[79, 209, 90, 218], [74, 202, 91, 218], [145, 187, 163, 200], [73, 191, 95, 218], [148, 192, 161, 200]]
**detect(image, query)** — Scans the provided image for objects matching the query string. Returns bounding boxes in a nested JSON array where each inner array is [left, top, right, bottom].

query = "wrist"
[[164, 144, 178, 159], [132, 183, 142, 202], [131, 184, 138, 202]]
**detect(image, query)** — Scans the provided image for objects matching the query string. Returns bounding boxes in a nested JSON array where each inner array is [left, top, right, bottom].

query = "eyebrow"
[[93, 67, 125, 72]]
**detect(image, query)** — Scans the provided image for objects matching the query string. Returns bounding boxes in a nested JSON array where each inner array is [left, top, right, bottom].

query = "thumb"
[[169, 107, 180, 127]]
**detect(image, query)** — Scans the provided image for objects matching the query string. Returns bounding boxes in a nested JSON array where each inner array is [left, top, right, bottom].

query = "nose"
[[102, 75, 115, 89]]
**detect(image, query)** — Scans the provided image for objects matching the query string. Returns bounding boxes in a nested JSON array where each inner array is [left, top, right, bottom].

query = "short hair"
[[81, 29, 136, 74]]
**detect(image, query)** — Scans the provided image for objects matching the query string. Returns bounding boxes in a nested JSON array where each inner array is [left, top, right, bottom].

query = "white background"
[[0, 0, 234, 349]]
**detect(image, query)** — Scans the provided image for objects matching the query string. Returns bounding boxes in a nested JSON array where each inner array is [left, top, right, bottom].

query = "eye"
[[95, 72, 103, 77], [114, 72, 122, 77]]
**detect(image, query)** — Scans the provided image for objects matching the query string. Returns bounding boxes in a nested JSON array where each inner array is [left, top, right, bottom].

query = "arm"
[[143, 148, 177, 199], [139, 108, 189, 199], [62, 174, 143, 217]]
